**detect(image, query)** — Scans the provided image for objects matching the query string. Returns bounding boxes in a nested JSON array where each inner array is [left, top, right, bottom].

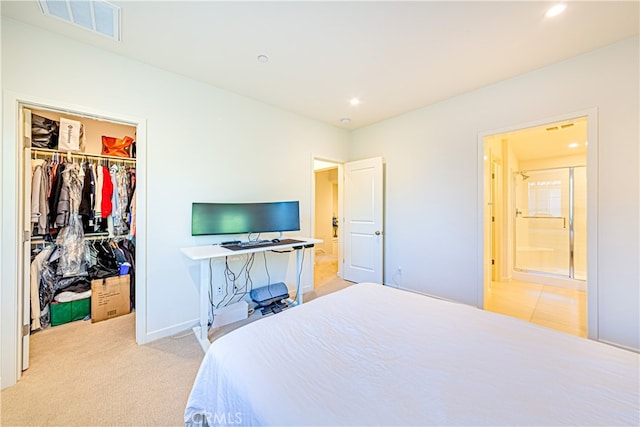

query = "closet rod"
[[84, 234, 130, 241], [31, 148, 137, 165], [30, 233, 130, 244]]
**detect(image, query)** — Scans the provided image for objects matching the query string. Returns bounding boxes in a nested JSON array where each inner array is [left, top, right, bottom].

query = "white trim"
[[144, 319, 202, 344], [1, 94, 21, 389], [477, 108, 599, 339], [1, 91, 148, 388]]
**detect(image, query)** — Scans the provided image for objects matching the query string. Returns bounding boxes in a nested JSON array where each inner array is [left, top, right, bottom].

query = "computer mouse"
[[272, 238, 280, 243]]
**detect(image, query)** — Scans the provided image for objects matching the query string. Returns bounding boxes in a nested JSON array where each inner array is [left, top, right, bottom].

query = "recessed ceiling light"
[[340, 118, 351, 124], [568, 142, 580, 149], [257, 54, 269, 63], [546, 4, 567, 18], [350, 98, 360, 106]]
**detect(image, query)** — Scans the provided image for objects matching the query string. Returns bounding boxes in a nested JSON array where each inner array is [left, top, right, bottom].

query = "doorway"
[[2, 94, 147, 389], [313, 159, 341, 289], [481, 113, 594, 337]]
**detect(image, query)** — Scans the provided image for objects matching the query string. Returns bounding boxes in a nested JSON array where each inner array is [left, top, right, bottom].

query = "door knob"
[[375, 230, 381, 235]]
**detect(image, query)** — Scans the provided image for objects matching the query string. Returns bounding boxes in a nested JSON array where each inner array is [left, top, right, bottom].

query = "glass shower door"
[[514, 168, 571, 276]]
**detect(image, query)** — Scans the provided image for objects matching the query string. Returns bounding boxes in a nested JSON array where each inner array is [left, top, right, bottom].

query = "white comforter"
[[185, 282, 639, 426]]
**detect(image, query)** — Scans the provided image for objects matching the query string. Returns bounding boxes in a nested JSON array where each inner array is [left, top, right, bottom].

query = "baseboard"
[[140, 319, 198, 344]]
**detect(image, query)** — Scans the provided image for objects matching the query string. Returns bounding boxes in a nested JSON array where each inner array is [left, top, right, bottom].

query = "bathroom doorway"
[[313, 159, 341, 289], [482, 114, 592, 337]]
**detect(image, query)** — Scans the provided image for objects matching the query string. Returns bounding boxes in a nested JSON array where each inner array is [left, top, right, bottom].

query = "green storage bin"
[[50, 298, 91, 326]]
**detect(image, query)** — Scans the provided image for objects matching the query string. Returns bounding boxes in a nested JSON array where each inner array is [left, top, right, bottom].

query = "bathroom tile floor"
[[485, 279, 587, 337]]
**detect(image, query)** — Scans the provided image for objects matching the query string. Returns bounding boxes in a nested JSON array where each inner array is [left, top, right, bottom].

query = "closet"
[[22, 105, 137, 359]]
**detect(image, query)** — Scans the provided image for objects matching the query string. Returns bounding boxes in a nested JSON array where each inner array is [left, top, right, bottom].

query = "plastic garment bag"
[[56, 214, 89, 277]]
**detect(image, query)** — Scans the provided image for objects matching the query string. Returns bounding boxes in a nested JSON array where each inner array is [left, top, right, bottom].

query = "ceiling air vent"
[[38, 0, 121, 42]]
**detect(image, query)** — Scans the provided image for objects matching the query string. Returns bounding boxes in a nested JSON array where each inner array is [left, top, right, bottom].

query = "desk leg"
[[296, 249, 303, 306], [192, 259, 211, 352]]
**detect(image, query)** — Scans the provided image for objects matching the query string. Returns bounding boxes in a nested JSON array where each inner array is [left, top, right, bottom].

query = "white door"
[[343, 157, 383, 283]]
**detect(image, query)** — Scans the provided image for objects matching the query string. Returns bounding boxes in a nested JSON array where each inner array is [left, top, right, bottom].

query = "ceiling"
[[495, 116, 588, 162], [2, 1, 638, 129]]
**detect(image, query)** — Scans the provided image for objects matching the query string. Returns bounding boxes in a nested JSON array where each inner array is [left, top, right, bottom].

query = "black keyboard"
[[222, 238, 304, 251]]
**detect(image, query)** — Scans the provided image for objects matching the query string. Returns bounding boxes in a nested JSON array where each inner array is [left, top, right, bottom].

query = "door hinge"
[[23, 324, 30, 337], [23, 230, 31, 243], [491, 259, 495, 265]]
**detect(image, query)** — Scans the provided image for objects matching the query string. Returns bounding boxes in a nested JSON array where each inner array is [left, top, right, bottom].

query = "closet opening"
[[17, 102, 140, 374]]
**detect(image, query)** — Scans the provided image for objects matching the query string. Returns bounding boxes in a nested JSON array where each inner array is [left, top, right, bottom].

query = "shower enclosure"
[[514, 166, 586, 281]]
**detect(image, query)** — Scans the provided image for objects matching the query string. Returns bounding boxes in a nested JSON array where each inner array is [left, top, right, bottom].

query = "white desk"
[[181, 237, 321, 351]]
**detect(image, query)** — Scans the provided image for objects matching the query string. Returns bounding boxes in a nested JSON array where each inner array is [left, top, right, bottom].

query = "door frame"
[[477, 108, 599, 340], [1, 92, 148, 388], [311, 155, 344, 282]]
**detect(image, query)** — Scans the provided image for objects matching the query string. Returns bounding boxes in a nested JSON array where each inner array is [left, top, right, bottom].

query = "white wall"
[[349, 37, 640, 350], [1, 18, 349, 388]]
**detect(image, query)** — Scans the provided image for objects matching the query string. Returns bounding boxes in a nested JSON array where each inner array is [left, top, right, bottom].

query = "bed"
[[184, 282, 639, 426]]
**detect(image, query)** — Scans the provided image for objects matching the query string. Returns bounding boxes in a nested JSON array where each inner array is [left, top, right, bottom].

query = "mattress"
[[185, 282, 639, 426]]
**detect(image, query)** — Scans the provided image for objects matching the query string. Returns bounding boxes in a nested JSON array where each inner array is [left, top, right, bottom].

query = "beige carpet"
[[1, 313, 202, 426], [1, 277, 353, 426]]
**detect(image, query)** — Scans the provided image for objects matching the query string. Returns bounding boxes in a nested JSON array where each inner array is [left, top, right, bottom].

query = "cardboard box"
[[91, 275, 131, 323], [50, 297, 91, 326]]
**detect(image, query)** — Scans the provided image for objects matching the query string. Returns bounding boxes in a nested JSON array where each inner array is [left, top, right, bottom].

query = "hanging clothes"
[[28, 148, 137, 329], [101, 165, 113, 218], [112, 165, 130, 236], [129, 188, 137, 238], [54, 162, 83, 228], [78, 161, 95, 224], [56, 214, 88, 278], [48, 162, 66, 230], [87, 239, 119, 278], [95, 163, 104, 224], [30, 159, 50, 235], [39, 244, 92, 329], [30, 245, 54, 330], [119, 238, 136, 308]]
